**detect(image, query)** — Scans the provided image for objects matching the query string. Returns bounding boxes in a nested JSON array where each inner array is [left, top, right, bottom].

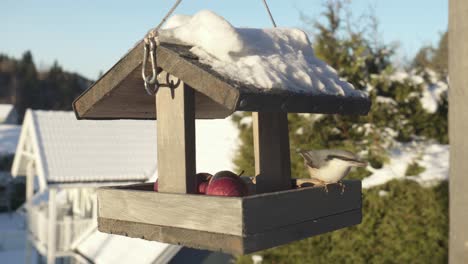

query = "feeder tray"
[[98, 180, 361, 255], [73, 39, 370, 254]]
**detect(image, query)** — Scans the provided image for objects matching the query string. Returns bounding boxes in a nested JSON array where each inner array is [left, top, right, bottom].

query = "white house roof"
[[0, 104, 14, 121], [11, 110, 157, 185], [0, 124, 21, 155]]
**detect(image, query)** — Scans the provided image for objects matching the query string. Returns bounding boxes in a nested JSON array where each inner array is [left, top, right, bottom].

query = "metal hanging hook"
[[142, 38, 159, 95], [141, 0, 183, 96]]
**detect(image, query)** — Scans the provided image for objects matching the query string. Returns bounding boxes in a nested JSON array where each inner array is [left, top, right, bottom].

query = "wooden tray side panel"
[[98, 188, 243, 236], [243, 209, 362, 254], [98, 218, 245, 255], [242, 180, 361, 235]]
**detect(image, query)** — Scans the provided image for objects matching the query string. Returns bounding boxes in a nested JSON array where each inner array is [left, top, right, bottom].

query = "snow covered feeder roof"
[[73, 10, 370, 120], [11, 110, 157, 185]]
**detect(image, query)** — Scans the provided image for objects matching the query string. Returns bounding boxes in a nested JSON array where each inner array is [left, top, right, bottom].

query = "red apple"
[[153, 180, 159, 192], [206, 171, 248, 197], [196, 172, 212, 194], [198, 181, 209, 194]]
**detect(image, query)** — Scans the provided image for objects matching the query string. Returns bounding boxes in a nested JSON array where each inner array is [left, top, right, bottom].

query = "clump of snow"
[[251, 255, 264, 264], [362, 142, 448, 188], [378, 190, 389, 197], [157, 10, 365, 97], [295, 127, 304, 135], [421, 81, 448, 113], [239, 116, 252, 126], [389, 70, 448, 113]]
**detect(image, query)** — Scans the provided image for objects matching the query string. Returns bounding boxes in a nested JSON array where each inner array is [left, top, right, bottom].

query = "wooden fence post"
[[449, 0, 468, 262]]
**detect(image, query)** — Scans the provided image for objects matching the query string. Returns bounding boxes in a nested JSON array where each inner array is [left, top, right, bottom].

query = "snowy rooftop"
[[74, 11, 370, 120], [158, 10, 365, 96], [0, 104, 14, 121], [0, 124, 21, 155], [11, 110, 238, 185], [12, 110, 157, 184]]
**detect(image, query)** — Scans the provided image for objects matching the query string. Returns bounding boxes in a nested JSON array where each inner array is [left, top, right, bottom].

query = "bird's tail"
[[348, 160, 367, 167]]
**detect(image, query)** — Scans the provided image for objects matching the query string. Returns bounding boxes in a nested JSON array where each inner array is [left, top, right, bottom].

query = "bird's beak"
[[349, 160, 367, 167]]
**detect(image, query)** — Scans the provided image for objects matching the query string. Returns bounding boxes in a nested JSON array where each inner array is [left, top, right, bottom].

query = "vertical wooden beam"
[[253, 112, 291, 193], [26, 160, 34, 201], [47, 188, 57, 264], [156, 75, 197, 194], [449, 0, 468, 262]]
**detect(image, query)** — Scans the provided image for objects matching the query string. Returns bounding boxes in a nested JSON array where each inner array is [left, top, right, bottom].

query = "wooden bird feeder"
[[73, 41, 370, 255]]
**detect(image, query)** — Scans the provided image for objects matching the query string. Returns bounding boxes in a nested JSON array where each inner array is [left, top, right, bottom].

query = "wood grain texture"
[[98, 218, 244, 254], [156, 79, 197, 194], [98, 208, 361, 255], [242, 180, 361, 234], [449, 0, 468, 262], [98, 180, 361, 238], [73, 42, 371, 120], [253, 112, 291, 193], [243, 209, 361, 253], [98, 188, 243, 236]]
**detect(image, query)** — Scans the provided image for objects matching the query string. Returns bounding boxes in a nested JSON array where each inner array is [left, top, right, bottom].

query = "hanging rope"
[[142, 0, 182, 95], [261, 0, 277, 27]]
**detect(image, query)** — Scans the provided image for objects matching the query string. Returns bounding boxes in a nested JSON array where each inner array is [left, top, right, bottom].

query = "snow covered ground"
[[0, 213, 29, 262], [390, 70, 448, 114], [363, 142, 449, 188]]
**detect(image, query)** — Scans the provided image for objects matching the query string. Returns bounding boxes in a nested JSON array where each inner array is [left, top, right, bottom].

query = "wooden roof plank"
[[73, 41, 371, 119]]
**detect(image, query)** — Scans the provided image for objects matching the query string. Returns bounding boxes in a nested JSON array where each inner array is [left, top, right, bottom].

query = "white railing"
[[27, 206, 94, 253]]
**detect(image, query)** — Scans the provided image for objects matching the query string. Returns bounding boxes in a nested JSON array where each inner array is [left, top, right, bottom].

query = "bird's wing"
[[325, 150, 367, 166], [299, 150, 319, 168]]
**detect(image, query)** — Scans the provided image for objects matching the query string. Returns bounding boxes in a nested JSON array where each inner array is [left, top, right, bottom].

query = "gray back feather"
[[299, 149, 360, 168]]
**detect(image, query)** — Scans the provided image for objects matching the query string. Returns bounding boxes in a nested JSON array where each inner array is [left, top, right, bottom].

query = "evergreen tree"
[[234, 1, 448, 262], [413, 31, 448, 76], [233, 0, 448, 181], [15, 51, 39, 123]]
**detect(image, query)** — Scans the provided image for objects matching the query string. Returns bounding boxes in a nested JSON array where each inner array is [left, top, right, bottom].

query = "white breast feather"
[[312, 159, 351, 183]]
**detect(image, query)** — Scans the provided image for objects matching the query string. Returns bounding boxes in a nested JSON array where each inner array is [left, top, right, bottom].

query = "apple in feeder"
[[206, 170, 248, 197], [196, 172, 212, 194]]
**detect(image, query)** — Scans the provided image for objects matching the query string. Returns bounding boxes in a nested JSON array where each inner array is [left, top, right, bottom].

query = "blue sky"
[[1, 0, 447, 80]]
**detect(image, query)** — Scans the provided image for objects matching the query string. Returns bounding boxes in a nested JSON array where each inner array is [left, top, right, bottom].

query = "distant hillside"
[[0, 52, 92, 123]]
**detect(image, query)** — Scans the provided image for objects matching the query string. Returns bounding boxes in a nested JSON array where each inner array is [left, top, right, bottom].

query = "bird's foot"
[[323, 184, 329, 194], [338, 181, 346, 195]]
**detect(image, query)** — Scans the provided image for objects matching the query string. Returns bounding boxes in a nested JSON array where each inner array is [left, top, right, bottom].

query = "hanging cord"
[[261, 0, 277, 27], [142, 0, 182, 95]]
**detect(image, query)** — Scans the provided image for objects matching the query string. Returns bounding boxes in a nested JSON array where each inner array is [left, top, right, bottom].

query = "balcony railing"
[[27, 205, 94, 253]]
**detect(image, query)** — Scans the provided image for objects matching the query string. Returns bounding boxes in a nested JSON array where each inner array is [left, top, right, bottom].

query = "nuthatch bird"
[[299, 149, 367, 193]]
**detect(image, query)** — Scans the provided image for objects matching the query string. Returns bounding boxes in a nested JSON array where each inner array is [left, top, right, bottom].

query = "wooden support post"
[[156, 74, 197, 194], [253, 112, 291, 193], [26, 160, 34, 201], [449, 0, 468, 262], [47, 188, 57, 264]]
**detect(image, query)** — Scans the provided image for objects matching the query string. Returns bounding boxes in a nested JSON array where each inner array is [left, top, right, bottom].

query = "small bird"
[[299, 149, 367, 193]]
